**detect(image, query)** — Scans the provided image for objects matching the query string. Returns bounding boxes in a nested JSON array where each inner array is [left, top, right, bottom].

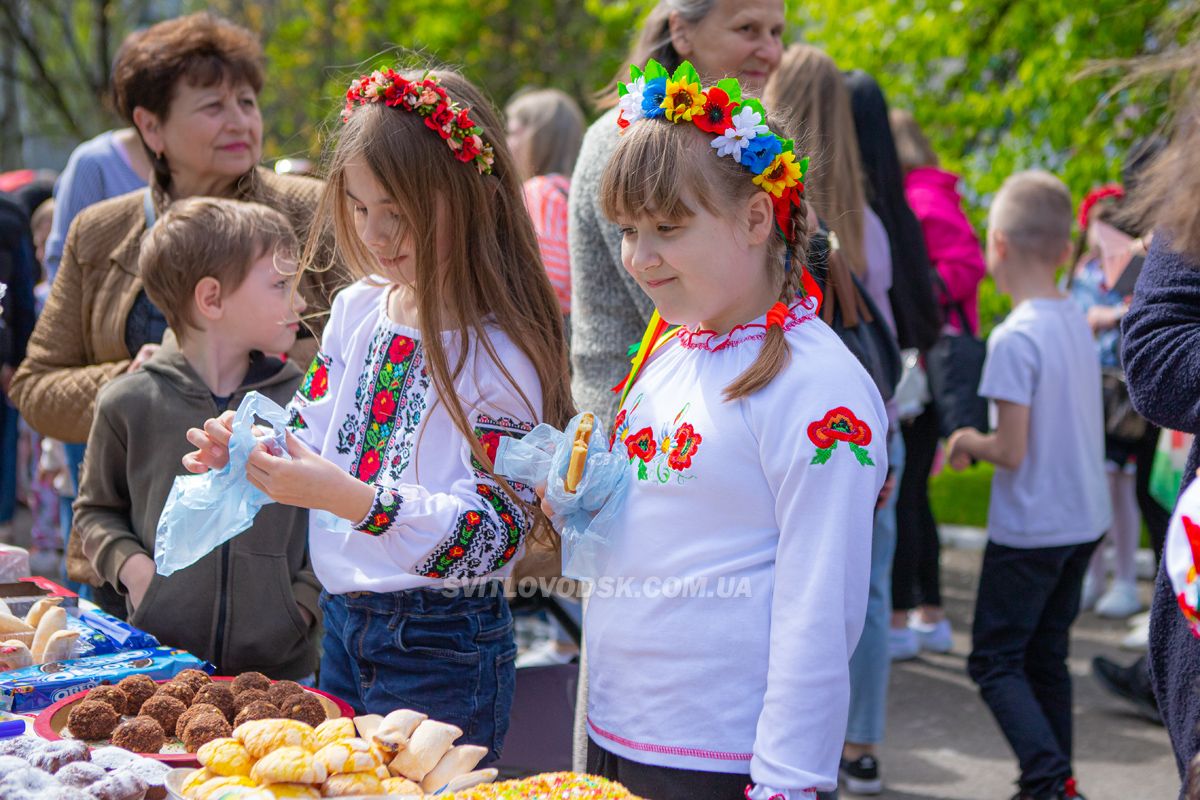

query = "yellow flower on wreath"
[[753, 151, 804, 199], [660, 76, 705, 123]]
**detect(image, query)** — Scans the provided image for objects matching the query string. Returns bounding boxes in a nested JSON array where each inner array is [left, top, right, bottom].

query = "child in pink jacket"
[[891, 110, 986, 335]]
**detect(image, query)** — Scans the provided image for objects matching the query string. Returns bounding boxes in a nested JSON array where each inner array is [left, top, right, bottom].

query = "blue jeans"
[[318, 586, 516, 762], [846, 432, 904, 745], [61, 443, 88, 596], [968, 538, 1099, 797]]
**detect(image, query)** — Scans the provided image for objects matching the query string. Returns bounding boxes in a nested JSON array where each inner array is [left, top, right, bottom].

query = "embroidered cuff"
[[353, 486, 403, 536]]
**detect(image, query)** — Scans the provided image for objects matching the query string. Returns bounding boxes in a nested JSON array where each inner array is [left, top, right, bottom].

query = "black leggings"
[[893, 403, 943, 611], [1134, 422, 1170, 563]]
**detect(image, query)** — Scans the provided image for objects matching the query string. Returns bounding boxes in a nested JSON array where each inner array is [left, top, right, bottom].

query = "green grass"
[[928, 462, 993, 528]]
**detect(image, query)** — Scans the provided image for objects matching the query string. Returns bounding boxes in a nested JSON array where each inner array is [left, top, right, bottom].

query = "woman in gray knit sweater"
[[568, 0, 787, 422]]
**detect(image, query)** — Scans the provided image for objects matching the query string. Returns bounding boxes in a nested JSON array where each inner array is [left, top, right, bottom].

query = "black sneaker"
[[839, 754, 881, 795], [1008, 777, 1088, 800], [1092, 655, 1161, 723]]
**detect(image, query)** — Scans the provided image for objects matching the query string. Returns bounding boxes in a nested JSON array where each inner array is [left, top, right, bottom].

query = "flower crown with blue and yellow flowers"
[[617, 59, 809, 246]]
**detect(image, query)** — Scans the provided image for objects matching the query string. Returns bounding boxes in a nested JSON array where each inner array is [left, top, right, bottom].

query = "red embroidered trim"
[[587, 718, 752, 762], [679, 296, 818, 352]]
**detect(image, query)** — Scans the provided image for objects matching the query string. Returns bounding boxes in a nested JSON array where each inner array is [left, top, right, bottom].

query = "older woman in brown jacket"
[[10, 12, 340, 591], [10, 12, 339, 445]]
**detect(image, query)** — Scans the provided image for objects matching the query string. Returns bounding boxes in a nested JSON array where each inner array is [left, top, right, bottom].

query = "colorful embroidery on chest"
[[617, 396, 704, 483], [808, 406, 874, 467], [337, 330, 430, 483], [1175, 515, 1200, 634], [298, 352, 332, 402]]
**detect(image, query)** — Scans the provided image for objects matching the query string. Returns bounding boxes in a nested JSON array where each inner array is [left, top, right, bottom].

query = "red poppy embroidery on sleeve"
[[354, 487, 402, 536], [808, 406, 875, 467]]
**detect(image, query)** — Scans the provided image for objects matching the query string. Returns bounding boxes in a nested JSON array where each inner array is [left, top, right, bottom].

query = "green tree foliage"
[[202, 0, 646, 162]]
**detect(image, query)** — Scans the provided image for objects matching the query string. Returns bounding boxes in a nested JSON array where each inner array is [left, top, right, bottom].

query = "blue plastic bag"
[[494, 411, 629, 580], [154, 391, 290, 576]]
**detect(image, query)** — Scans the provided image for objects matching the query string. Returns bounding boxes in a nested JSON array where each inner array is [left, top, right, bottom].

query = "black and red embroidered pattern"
[[335, 327, 431, 484], [415, 413, 535, 580], [354, 487, 403, 536]]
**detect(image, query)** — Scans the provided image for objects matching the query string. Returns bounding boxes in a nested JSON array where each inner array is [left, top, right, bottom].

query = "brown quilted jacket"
[[10, 167, 342, 444]]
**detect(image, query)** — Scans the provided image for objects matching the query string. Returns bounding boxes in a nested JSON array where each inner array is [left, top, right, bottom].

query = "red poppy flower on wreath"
[[477, 430, 502, 464], [388, 335, 415, 364], [372, 391, 397, 424], [625, 426, 657, 462], [667, 423, 703, 471], [425, 104, 456, 139], [807, 406, 875, 467], [693, 87, 735, 135], [358, 450, 382, 482]]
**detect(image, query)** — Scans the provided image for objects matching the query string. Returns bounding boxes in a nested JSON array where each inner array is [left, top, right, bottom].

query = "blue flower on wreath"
[[642, 77, 668, 119], [740, 133, 783, 174]]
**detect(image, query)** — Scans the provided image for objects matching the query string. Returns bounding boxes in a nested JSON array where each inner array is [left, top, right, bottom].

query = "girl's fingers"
[[181, 451, 209, 474], [185, 428, 211, 449], [203, 417, 233, 446]]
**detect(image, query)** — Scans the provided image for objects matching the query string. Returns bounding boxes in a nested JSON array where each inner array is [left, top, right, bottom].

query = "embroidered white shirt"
[[287, 279, 541, 594], [584, 297, 887, 796]]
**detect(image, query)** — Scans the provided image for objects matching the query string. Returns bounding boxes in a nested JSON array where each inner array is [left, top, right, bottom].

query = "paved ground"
[[874, 544, 1177, 800]]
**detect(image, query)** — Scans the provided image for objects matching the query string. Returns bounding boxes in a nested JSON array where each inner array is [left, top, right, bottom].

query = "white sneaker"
[[1095, 581, 1143, 619], [910, 617, 954, 653], [1120, 616, 1151, 650], [1081, 573, 1103, 612], [888, 627, 919, 661]]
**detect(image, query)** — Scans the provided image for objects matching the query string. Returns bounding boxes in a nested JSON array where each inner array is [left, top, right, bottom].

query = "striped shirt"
[[522, 173, 571, 315]]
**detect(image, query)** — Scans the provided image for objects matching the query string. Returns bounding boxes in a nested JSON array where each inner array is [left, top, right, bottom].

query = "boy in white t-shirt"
[[947, 171, 1111, 800]]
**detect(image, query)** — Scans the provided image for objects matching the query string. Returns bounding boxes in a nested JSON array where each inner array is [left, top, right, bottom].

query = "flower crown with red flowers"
[[617, 59, 809, 246], [342, 68, 496, 175]]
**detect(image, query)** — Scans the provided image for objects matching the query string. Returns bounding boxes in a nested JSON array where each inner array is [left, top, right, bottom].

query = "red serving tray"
[[32, 676, 355, 767]]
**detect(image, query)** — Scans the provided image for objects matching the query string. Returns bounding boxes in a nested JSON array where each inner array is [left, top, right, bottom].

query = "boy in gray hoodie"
[[75, 197, 320, 679]]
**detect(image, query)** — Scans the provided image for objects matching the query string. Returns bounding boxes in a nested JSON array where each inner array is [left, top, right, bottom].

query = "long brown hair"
[[597, 120, 809, 401], [302, 67, 573, 537], [505, 88, 586, 179], [765, 45, 869, 278], [1120, 46, 1200, 257]]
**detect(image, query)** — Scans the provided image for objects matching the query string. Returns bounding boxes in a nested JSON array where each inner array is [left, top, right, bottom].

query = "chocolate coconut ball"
[[110, 717, 165, 754], [174, 703, 224, 739], [233, 700, 280, 728], [56, 761, 107, 789], [85, 686, 128, 716], [66, 700, 120, 741], [280, 691, 326, 727], [266, 679, 304, 708], [137, 694, 186, 737], [172, 669, 211, 694], [180, 713, 231, 753], [192, 683, 235, 722], [231, 688, 272, 716], [230, 671, 271, 695], [154, 680, 194, 707], [115, 675, 157, 715]]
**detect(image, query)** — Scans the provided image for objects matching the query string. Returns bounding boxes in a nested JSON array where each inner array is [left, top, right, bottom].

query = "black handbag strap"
[[931, 271, 975, 336]]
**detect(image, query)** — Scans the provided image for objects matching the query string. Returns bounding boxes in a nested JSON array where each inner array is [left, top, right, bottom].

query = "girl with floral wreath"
[[183, 66, 573, 759], [565, 59, 887, 799]]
